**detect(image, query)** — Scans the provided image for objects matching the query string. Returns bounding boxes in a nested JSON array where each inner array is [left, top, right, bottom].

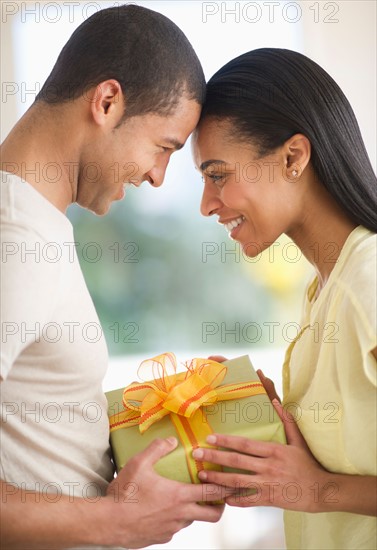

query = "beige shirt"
[[0, 172, 122, 549], [282, 226, 377, 549]]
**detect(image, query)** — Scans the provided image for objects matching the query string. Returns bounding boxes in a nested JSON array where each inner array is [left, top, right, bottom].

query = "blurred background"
[[1, 1, 376, 548]]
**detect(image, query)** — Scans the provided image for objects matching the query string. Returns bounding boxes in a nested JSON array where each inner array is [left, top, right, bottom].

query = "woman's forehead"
[[193, 118, 256, 163], [196, 117, 232, 138]]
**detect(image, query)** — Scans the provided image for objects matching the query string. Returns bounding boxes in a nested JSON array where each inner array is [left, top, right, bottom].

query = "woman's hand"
[[207, 355, 228, 363], [256, 369, 281, 402], [194, 401, 330, 512], [198, 369, 377, 516], [192, 371, 331, 513]]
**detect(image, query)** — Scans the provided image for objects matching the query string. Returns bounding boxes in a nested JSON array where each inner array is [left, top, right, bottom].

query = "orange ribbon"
[[109, 352, 266, 482]]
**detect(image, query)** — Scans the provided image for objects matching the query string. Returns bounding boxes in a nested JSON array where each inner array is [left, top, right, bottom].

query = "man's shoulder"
[[1, 171, 73, 243]]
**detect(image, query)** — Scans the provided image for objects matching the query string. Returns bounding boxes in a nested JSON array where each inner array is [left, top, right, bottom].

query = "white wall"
[[1, 1, 376, 172], [299, 0, 376, 169]]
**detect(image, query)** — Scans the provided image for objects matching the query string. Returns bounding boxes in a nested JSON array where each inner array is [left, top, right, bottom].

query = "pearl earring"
[[292, 169, 298, 177]]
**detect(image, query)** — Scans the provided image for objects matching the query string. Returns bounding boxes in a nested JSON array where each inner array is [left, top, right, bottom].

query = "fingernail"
[[167, 436, 177, 446], [192, 448, 204, 459], [257, 369, 265, 378], [198, 470, 207, 480], [206, 435, 217, 445]]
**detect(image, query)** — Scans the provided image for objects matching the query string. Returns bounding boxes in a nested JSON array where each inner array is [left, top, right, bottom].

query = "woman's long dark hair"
[[201, 48, 377, 232]]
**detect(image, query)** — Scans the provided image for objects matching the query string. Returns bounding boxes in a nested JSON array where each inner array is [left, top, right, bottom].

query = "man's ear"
[[89, 79, 124, 127], [283, 134, 311, 178]]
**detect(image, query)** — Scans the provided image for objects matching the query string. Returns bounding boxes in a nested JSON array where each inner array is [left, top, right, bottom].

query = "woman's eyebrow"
[[200, 159, 226, 172]]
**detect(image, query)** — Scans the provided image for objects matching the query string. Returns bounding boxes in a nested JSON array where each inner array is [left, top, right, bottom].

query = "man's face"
[[77, 97, 201, 215]]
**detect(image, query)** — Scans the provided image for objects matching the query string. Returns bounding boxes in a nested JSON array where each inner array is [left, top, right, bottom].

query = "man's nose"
[[145, 156, 170, 188]]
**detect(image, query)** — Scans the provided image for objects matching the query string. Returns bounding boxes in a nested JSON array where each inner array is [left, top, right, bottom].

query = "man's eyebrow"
[[200, 160, 226, 172], [164, 138, 184, 151]]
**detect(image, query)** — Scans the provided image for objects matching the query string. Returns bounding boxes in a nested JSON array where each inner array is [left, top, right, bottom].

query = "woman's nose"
[[200, 182, 223, 217]]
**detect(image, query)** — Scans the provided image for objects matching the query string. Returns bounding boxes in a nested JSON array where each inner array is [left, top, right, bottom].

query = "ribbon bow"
[[109, 352, 266, 482]]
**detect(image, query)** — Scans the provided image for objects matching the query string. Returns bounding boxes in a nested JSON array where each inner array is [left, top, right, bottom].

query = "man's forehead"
[[165, 101, 201, 142]]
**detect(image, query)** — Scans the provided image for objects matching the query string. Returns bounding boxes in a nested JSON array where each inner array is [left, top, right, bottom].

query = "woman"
[[191, 48, 377, 549]]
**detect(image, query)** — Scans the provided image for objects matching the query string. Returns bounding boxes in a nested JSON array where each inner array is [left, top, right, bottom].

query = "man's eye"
[[160, 146, 171, 153]]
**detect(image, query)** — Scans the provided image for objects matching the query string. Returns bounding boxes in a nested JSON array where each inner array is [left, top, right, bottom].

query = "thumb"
[[257, 369, 281, 403], [272, 399, 309, 448], [139, 437, 178, 466], [208, 355, 228, 363]]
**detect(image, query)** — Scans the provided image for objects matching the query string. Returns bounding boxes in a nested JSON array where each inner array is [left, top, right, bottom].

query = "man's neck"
[[0, 102, 83, 214]]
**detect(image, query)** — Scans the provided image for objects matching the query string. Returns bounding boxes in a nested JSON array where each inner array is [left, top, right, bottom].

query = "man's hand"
[[0, 438, 225, 550], [105, 437, 225, 548]]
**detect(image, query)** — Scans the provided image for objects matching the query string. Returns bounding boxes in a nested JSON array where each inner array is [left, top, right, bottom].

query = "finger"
[[256, 370, 281, 403], [226, 492, 264, 508], [130, 437, 178, 468], [272, 400, 309, 448], [197, 469, 258, 489], [189, 503, 225, 523], [205, 433, 279, 458], [193, 447, 261, 472], [208, 355, 228, 363], [225, 480, 278, 508], [183, 481, 230, 502]]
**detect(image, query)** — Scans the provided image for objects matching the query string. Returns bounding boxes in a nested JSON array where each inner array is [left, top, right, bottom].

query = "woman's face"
[[193, 118, 304, 257]]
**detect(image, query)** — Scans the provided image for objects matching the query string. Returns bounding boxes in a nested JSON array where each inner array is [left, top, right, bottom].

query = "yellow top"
[[282, 225, 377, 549]]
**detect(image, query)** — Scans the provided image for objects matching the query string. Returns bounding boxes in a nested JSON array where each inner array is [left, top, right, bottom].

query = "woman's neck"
[[287, 185, 358, 294]]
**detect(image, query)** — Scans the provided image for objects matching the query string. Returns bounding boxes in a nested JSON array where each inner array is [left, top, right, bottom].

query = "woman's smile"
[[219, 215, 246, 238]]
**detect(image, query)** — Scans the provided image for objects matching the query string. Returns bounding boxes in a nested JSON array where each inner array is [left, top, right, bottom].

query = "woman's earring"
[[283, 164, 302, 182]]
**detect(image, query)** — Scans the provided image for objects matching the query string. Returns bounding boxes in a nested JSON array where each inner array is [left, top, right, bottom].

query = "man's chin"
[[79, 201, 111, 217], [93, 204, 112, 217]]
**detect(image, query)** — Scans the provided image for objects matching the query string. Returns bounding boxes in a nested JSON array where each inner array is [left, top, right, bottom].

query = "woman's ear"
[[89, 79, 124, 128], [283, 133, 311, 180]]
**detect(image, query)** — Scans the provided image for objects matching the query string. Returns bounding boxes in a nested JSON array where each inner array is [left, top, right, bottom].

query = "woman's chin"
[[239, 239, 265, 258]]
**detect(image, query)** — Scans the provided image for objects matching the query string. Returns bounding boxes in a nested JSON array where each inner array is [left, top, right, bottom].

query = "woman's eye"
[[204, 173, 226, 185]]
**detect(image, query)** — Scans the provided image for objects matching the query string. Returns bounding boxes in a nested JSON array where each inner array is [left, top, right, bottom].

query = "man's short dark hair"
[[35, 5, 205, 117]]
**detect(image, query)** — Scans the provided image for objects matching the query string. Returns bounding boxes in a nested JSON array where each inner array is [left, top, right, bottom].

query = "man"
[[0, 5, 224, 549]]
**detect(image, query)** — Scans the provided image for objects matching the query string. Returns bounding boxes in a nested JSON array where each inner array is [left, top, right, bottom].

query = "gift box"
[[106, 353, 286, 484]]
